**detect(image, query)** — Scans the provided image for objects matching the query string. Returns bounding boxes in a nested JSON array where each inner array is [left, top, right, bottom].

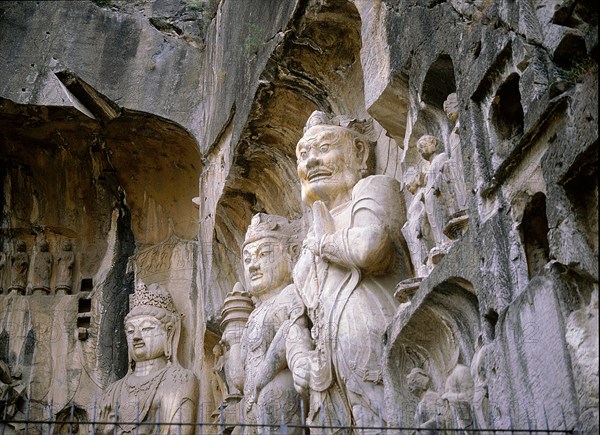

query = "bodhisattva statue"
[[56, 240, 75, 295], [9, 240, 29, 295], [236, 213, 304, 433], [97, 281, 199, 434], [416, 135, 467, 258], [287, 111, 410, 431], [32, 239, 52, 295]]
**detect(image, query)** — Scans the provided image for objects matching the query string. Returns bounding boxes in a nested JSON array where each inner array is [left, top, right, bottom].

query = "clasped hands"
[[303, 200, 335, 258]]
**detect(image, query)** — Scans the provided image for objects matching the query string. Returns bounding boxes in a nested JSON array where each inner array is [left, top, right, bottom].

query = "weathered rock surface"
[[0, 0, 597, 431]]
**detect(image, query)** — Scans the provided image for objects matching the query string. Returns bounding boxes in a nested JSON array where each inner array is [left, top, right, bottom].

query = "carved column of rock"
[[55, 240, 75, 295], [32, 239, 52, 295], [219, 284, 253, 421], [9, 240, 29, 295]]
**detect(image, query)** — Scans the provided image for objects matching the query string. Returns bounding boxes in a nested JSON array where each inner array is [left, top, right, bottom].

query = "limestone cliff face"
[[0, 0, 597, 430]]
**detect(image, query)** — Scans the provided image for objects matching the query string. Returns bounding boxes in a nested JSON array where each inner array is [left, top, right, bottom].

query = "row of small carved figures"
[[0, 239, 75, 296]]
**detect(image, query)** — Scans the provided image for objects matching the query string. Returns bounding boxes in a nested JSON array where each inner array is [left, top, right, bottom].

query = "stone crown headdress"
[[303, 110, 374, 142], [243, 213, 302, 248], [129, 280, 176, 314]]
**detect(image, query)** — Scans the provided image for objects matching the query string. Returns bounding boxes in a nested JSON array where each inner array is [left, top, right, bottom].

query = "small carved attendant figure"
[[97, 281, 199, 434], [32, 239, 53, 295], [0, 251, 5, 294], [417, 135, 467, 257], [210, 343, 227, 415], [289, 111, 411, 430], [56, 240, 75, 295], [470, 336, 489, 430], [441, 364, 474, 430], [443, 92, 463, 174], [9, 240, 29, 295], [402, 167, 432, 277], [407, 368, 444, 433]]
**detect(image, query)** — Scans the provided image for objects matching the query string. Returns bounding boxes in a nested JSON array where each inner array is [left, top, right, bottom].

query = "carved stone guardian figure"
[[9, 240, 29, 295], [56, 239, 75, 295], [32, 239, 53, 295], [97, 281, 199, 434], [288, 111, 411, 431]]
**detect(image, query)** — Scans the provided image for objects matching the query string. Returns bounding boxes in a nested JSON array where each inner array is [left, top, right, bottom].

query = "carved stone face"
[[297, 125, 363, 207], [416, 135, 439, 160], [243, 237, 290, 297], [39, 240, 49, 252], [125, 315, 167, 362]]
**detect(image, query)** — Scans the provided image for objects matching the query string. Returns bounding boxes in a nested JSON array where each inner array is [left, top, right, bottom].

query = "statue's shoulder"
[[353, 175, 402, 199], [165, 364, 198, 386], [352, 175, 404, 219], [272, 284, 304, 317]]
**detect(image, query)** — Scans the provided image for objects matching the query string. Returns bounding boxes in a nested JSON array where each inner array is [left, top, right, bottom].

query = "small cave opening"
[[491, 73, 524, 142], [520, 192, 550, 279]]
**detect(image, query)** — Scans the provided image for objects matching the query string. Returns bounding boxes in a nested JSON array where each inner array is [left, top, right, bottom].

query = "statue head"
[[15, 240, 26, 253], [62, 240, 73, 251], [416, 135, 440, 161], [407, 367, 430, 396], [296, 111, 374, 207], [242, 213, 302, 298], [443, 92, 459, 124], [125, 281, 180, 367], [38, 239, 49, 252]]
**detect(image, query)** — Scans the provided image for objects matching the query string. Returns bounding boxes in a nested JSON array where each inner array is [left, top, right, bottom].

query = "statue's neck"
[[133, 357, 168, 377], [252, 283, 287, 306]]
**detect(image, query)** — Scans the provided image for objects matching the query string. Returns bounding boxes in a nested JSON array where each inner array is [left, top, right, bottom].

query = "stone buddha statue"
[[97, 281, 199, 434], [287, 111, 411, 431]]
